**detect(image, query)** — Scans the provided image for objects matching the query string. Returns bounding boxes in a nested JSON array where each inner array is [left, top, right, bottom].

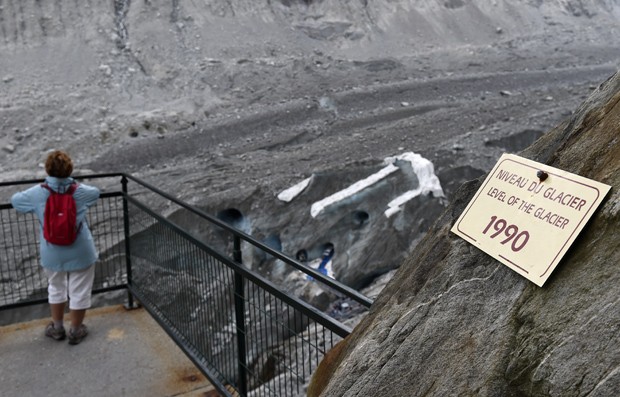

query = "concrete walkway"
[[0, 305, 217, 397]]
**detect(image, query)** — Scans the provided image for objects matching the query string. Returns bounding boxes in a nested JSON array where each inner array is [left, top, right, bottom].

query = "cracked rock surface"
[[313, 71, 620, 396]]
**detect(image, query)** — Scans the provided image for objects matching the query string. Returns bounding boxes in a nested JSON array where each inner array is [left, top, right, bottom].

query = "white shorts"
[[45, 265, 96, 310]]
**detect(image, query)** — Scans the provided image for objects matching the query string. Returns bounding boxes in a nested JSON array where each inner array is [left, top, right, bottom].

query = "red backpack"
[[41, 183, 80, 245]]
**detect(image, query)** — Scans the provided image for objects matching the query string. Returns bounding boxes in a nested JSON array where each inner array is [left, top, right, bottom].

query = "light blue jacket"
[[11, 177, 100, 272]]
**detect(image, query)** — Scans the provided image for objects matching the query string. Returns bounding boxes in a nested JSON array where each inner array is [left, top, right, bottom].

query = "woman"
[[11, 150, 100, 345]]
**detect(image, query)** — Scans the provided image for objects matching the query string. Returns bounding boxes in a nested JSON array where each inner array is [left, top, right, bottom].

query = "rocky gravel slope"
[[1, 0, 619, 290]]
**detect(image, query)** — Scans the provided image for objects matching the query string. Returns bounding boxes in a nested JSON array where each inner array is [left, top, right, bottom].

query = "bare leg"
[[50, 302, 66, 322], [70, 309, 86, 329]]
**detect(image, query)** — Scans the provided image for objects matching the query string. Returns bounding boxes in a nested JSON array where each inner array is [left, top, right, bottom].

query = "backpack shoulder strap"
[[66, 183, 78, 195]]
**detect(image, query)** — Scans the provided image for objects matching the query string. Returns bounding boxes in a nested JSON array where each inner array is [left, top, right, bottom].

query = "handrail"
[[123, 184, 353, 395], [1, 173, 372, 395], [0, 172, 125, 187], [1, 173, 373, 308], [1, 176, 128, 312], [122, 173, 374, 308], [126, 194, 352, 337]]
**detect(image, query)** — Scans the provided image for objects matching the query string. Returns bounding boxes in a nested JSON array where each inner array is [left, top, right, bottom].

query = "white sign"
[[451, 154, 611, 286]]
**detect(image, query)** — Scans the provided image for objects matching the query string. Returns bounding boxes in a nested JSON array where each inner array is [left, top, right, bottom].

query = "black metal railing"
[[0, 174, 373, 396], [0, 175, 127, 309]]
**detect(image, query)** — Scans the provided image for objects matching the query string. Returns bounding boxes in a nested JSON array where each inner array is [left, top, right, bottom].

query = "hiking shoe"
[[45, 322, 66, 341], [68, 324, 88, 345]]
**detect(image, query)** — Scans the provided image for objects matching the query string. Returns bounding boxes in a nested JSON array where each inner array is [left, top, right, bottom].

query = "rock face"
[[313, 72, 620, 396]]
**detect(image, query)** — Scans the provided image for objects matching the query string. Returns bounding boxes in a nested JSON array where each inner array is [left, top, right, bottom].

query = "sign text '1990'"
[[482, 215, 530, 252]]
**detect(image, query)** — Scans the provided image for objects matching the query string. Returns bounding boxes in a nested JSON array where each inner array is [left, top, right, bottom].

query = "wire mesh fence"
[[0, 184, 127, 309], [126, 197, 348, 396], [1, 174, 366, 396], [0, 202, 45, 306], [242, 278, 339, 396]]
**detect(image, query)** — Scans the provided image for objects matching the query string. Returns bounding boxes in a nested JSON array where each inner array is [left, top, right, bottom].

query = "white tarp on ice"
[[278, 151, 444, 218], [277, 176, 313, 202], [310, 163, 399, 217], [383, 152, 444, 218]]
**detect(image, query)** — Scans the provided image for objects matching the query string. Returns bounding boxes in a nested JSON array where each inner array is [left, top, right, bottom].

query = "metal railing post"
[[121, 175, 136, 309], [233, 235, 248, 396]]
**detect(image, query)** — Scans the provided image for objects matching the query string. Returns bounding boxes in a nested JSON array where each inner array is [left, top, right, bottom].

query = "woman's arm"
[[11, 186, 38, 214], [75, 184, 100, 208]]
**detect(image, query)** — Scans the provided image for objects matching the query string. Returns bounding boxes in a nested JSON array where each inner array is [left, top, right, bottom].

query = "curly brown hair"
[[45, 150, 73, 178]]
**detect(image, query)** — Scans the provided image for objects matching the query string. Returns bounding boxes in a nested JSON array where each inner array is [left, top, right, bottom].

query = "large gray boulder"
[[311, 71, 620, 396]]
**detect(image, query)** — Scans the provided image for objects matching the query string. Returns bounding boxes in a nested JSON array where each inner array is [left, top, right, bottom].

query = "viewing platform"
[[1, 305, 216, 397], [1, 174, 371, 396]]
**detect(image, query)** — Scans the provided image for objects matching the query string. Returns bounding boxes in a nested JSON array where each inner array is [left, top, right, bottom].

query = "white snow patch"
[[308, 151, 444, 218], [311, 164, 399, 218], [277, 176, 313, 202], [384, 152, 444, 218]]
